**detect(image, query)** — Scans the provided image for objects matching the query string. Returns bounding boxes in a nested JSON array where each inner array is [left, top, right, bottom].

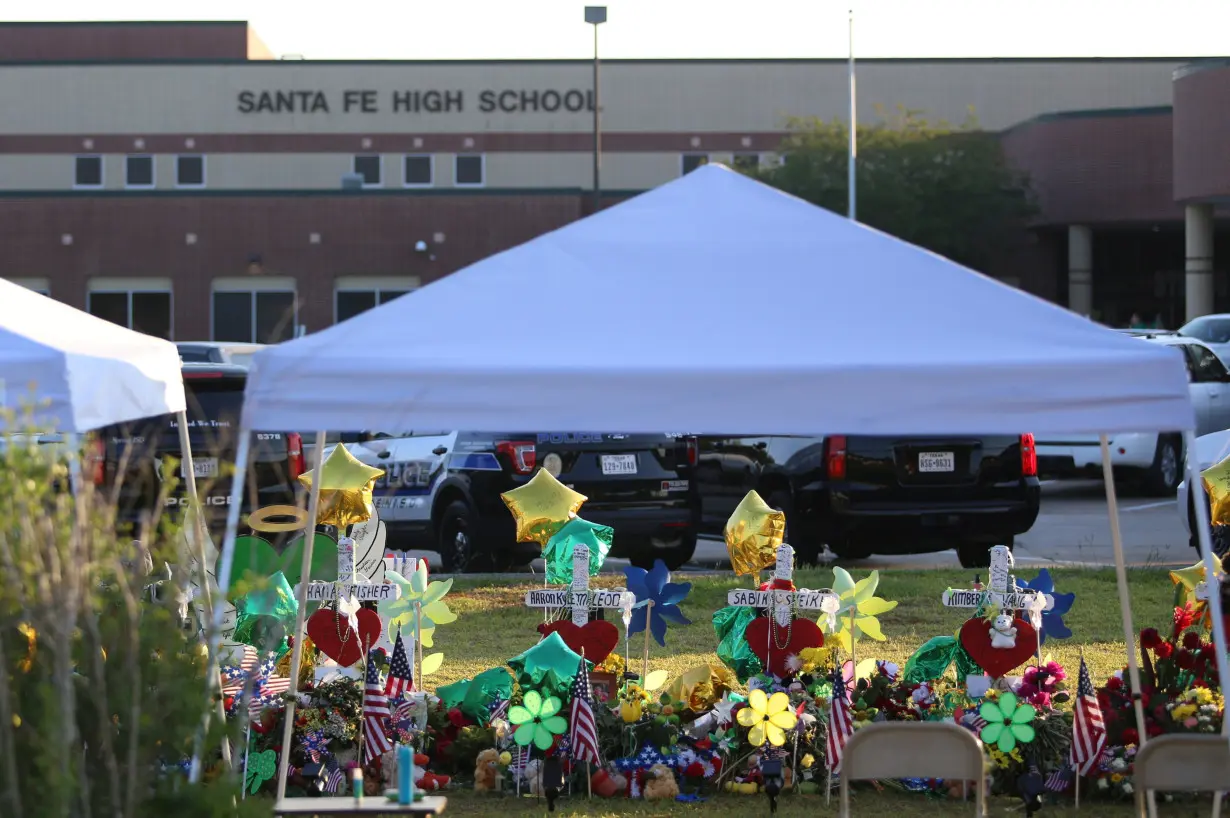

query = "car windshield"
[[177, 346, 216, 363], [1180, 317, 1230, 344]]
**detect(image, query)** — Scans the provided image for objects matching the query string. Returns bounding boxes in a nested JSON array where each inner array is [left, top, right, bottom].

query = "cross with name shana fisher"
[[523, 543, 634, 625], [302, 536, 401, 603], [941, 545, 1048, 613], [726, 544, 841, 628]]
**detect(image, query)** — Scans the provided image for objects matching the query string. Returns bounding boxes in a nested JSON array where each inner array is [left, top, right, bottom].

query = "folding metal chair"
[[1133, 734, 1230, 818], [839, 722, 987, 817]]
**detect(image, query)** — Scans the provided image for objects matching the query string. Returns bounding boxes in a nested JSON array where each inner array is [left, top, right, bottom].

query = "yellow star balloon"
[[1170, 559, 1224, 617], [297, 445, 386, 527], [1202, 455, 1230, 524], [724, 491, 785, 577], [500, 469, 587, 545]]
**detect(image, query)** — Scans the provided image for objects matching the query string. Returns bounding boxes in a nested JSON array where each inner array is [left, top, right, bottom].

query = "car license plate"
[[918, 452, 955, 473], [184, 457, 218, 479], [601, 454, 637, 475]]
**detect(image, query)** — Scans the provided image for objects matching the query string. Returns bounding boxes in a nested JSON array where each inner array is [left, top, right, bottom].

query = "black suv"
[[332, 431, 701, 572], [694, 434, 1041, 568], [94, 363, 304, 539]]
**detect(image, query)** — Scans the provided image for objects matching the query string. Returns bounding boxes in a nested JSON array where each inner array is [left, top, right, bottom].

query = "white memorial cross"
[[725, 544, 841, 629], [522, 543, 635, 626], [941, 545, 1047, 615], [303, 536, 400, 603]]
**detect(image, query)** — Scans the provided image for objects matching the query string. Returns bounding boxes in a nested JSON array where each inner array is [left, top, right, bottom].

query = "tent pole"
[[64, 433, 83, 496], [275, 430, 327, 802], [1182, 432, 1230, 738], [1098, 436, 1150, 777], [189, 430, 251, 783], [175, 411, 213, 619]]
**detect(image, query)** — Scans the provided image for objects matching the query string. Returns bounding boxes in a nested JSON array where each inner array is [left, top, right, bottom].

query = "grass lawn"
[[413, 566, 1203, 817]]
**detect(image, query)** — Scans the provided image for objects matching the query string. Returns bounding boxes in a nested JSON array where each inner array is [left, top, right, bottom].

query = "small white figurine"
[[989, 613, 1018, 649]]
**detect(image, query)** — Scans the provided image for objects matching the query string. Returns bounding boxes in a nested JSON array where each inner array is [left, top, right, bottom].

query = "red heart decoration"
[[959, 616, 1038, 679], [537, 620, 620, 665], [744, 616, 825, 679], [306, 608, 383, 667]]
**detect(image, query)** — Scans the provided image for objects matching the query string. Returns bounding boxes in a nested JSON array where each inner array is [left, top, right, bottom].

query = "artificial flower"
[[1140, 628, 1162, 650], [508, 689, 567, 750], [379, 562, 457, 647], [978, 691, 1036, 753], [826, 567, 898, 652], [736, 689, 797, 747]]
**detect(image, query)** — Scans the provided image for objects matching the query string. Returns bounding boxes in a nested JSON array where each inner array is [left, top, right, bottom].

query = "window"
[[353, 155, 382, 187], [125, 155, 154, 188], [334, 277, 417, 323], [87, 281, 173, 340], [74, 155, 103, 188], [403, 155, 434, 187], [212, 278, 297, 343], [1186, 344, 1230, 383], [176, 155, 206, 187], [733, 153, 760, 172], [455, 154, 485, 187], [8, 278, 50, 296], [681, 154, 709, 175]]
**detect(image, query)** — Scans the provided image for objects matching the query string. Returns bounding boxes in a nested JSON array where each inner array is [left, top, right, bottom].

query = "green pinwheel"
[[978, 691, 1036, 752], [826, 567, 898, 653], [508, 689, 567, 750], [245, 748, 277, 794], [378, 561, 457, 647]]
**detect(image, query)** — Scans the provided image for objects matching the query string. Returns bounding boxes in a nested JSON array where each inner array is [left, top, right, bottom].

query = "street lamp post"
[[584, 6, 607, 213]]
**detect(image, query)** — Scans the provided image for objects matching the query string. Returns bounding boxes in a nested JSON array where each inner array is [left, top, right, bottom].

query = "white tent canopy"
[[242, 164, 1192, 436], [0, 279, 186, 432]]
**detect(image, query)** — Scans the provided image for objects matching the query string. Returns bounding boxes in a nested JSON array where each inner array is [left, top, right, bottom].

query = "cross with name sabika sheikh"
[[941, 545, 1049, 620], [523, 543, 636, 625], [726, 544, 842, 629]]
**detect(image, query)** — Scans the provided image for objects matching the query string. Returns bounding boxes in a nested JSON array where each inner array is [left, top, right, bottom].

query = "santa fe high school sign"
[[237, 88, 596, 115]]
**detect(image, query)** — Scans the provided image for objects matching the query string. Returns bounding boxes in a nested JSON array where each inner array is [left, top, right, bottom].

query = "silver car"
[[1178, 314, 1230, 366]]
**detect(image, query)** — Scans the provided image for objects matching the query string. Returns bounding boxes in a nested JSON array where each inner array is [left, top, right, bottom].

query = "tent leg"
[[1182, 432, 1230, 741], [189, 431, 252, 783], [274, 430, 327, 802], [64, 433, 83, 496], [175, 411, 212, 616], [1099, 435, 1150, 774]]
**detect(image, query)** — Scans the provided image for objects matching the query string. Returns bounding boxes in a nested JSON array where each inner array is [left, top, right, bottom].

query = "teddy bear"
[[473, 748, 501, 792], [989, 613, 1018, 649], [642, 764, 680, 800]]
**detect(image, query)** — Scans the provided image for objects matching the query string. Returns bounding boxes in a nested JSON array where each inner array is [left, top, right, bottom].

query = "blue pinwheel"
[[623, 560, 692, 647], [1019, 569, 1074, 644]]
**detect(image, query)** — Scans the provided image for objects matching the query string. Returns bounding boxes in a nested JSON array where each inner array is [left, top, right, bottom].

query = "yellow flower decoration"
[[799, 645, 835, 674], [800, 754, 815, 770], [825, 567, 899, 653], [736, 689, 798, 747]]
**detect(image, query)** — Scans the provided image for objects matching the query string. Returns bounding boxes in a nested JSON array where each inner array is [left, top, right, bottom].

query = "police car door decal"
[[367, 433, 453, 523]]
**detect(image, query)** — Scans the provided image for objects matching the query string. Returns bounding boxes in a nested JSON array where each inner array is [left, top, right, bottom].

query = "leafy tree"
[[752, 109, 1035, 273]]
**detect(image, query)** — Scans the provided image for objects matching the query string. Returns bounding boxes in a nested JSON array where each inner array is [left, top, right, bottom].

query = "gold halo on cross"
[[246, 504, 312, 533]]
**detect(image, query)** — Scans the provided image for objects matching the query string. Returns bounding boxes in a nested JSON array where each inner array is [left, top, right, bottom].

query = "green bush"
[[0, 422, 265, 818]]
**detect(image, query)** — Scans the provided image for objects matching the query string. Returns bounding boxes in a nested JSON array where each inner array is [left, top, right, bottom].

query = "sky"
[[12, 0, 1230, 60]]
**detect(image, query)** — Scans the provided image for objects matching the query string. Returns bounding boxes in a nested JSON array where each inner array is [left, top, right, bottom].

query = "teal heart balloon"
[[542, 517, 613, 584]]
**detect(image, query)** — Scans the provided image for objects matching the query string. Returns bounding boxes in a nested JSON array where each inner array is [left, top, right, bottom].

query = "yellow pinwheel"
[[737, 689, 797, 747], [379, 560, 458, 647], [825, 567, 898, 653]]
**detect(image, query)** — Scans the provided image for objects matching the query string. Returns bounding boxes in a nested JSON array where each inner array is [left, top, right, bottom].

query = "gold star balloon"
[[1203, 455, 1230, 525], [724, 490, 785, 577], [1170, 559, 1224, 616], [297, 444, 385, 528], [501, 469, 587, 545]]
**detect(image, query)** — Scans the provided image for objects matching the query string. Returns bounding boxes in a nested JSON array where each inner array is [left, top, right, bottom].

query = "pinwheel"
[[978, 691, 1037, 753], [379, 559, 457, 647], [1018, 569, 1074, 644], [825, 567, 898, 653], [736, 689, 797, 747], [623, 560, 692, 647], [508, 689, 567, 750]]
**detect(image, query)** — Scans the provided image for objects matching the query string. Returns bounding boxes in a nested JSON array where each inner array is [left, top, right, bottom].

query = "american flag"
[[1045, 762, 1075, 792], [385, 630, 414, 698], [1070, 655, 1107, 776], [324, 764, 346, 793], [363, 651, 393, 764], [568, 656, 601, 766], [826, 668, 854, 774]]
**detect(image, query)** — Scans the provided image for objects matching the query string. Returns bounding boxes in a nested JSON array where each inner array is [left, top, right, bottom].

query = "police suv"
[[329, 431, 700, 572]]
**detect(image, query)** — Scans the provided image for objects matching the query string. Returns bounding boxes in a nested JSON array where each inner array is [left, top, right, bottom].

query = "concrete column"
[[1186, 203, 1215, 321], [1067, 224, 1093, 317]]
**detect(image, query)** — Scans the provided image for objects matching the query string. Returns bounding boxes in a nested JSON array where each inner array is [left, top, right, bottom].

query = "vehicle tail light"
[[86, 435, 106, 486], [1020, 433, 1037, 477], [684, 436, 698, 466], [497, 440, 537, 475], [675, 436, 699, 468], [824, 435, 847, 481], [287, 432, 305, 481]]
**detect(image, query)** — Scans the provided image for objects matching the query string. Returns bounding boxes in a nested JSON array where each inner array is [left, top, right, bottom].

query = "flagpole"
[[847, 7, 856, 221]]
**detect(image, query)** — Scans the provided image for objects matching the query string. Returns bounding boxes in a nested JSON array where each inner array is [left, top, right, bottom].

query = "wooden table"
[[272, 796, 446, 817]]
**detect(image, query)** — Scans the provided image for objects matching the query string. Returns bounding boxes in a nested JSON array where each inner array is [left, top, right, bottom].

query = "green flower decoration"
[[246, 748, 277, 794], [978, 691, 1036, 752], [507, 689, 567, 750], [379, 562, 457, 647]]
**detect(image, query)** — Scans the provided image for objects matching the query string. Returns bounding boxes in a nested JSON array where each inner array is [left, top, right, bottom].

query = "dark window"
[[1187, 344, 1229, 382], [255, 292, 296, 343], [75, 155, 102, 187], [212, 290, 296, 343], [126, 155, 154, 187], [681, 154, 709, 175], [378, 290, 409, 305], [132, 291, 172, 339], [177, 155, 205, 187], [336, 291, 378, 323], [212, 291, 254, 342], [353, 155, 381, 186], [404, 155, 433, 186], [88, 292, 129, 327], [455, 154, 484, 186], [733, 153, 760, 172]]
